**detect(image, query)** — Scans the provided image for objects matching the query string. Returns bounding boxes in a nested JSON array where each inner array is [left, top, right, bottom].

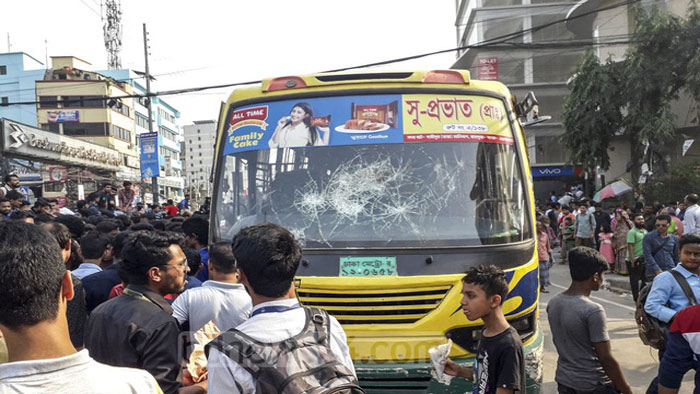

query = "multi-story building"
[[454, 0, 699, 200], [183, 120, 216, 200], [35, 56, 141, 183], [453, 0, 591, 200], [0, 52, 46, 126], [96, 69, 185, 200], [565, 0, 700, 185]]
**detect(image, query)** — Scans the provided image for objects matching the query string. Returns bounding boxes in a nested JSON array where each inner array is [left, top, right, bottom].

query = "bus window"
[[215, 141, 530, 248]]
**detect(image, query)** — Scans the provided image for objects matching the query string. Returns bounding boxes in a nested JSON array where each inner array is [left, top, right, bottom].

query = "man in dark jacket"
[[84, 231, 205, 394]]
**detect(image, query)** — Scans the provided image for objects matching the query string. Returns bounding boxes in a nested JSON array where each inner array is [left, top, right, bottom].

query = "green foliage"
[[623, 7, 685, 145], [562, 51, 622, 171], [561, 3, 700, 180], [645, 161, 700, 203]]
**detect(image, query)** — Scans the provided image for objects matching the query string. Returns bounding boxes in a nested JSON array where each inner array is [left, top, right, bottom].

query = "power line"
[[0, 0, 645, 107], [77, 0, 101, 17]]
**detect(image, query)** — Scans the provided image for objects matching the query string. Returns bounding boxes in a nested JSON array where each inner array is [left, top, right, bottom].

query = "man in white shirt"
[[172, 242, 252, 337], [683, 194, 700, 235], [0, 221, 161, 394], [207, 223, 356, 393], [72, 231, 113, 280]]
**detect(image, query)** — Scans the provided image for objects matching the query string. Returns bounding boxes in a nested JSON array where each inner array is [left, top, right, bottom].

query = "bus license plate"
[[339, 257, 398, 277]]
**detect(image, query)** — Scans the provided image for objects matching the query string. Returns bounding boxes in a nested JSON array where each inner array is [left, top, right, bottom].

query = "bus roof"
[[223, 70, 514, 105]]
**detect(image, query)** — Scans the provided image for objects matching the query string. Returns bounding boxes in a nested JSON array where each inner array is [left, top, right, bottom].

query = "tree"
[[562, 50, 623, 172], [561, 4, 700, 187]]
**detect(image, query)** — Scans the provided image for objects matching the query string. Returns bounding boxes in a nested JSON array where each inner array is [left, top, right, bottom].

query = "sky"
[[2, 0, 459, 125]]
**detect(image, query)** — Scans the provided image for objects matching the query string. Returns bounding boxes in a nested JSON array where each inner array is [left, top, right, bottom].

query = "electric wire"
[[0, 0, 648, 107]]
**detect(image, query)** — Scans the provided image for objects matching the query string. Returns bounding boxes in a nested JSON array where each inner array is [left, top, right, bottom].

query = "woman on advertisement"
[[269, 102, 329, 148]]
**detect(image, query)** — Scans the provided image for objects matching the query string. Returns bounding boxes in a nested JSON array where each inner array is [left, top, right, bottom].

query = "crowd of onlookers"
[[0, 172, 362, 394], [1, 167, 699, 394], [536, 189, 700, 394], [0, 175, 212, 227], [535, 192, 699, 296]]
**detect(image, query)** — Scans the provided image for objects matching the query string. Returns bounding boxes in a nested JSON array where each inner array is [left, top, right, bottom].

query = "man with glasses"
[[644, 233, 700, 394], [643, 215, 680, 281], [85, 231, 205, 394]]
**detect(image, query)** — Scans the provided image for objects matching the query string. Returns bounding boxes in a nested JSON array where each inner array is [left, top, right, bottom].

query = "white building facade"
[[99, 69, 185, 200], [183, 120, 216, 200]]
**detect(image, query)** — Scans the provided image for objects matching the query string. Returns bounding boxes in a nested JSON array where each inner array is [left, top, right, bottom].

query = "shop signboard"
[[478, 57, 499, 81], [139, 132, 160, 178], [531, 165, 576, 178], [125, 155, 140, 169], [49, 166, 68, 182], [1, 120, 121, 171], [8, 159, 41, 182]]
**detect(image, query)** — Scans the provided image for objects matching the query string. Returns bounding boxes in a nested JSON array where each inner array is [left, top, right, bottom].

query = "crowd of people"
[[535, 190, 700, 394], [0, 186, 362, 394], [0, 175, 211, 225], [535, 192, 700, 297], [0, 167, 699, 394]]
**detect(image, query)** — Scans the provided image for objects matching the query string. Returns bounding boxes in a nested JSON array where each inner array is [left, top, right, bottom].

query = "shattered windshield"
[[214, 141, 531, 248]]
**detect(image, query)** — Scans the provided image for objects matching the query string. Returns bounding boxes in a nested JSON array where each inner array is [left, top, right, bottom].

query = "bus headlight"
[[446, 310, 536, 353]]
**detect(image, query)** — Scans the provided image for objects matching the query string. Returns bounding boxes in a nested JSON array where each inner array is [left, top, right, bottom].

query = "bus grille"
[[297, 285, 452, 325]]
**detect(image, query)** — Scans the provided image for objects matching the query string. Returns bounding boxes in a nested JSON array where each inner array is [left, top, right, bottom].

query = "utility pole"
[[143, 23, 159, 204]]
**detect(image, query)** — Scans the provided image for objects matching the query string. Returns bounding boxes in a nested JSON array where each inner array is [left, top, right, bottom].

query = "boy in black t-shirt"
[[443, 265, 526, 394]]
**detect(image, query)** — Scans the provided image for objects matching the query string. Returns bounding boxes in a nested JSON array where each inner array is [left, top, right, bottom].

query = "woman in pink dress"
[[599, 222, 615, 270]]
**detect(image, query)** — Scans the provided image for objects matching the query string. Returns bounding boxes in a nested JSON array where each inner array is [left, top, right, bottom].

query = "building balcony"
[[159, 135, 181, 153], [157, 113, 179, 135], [170, 157, 182, 170]]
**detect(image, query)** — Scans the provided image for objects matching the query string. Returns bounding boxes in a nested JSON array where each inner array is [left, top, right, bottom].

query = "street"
[[539, 255, 695, 394]]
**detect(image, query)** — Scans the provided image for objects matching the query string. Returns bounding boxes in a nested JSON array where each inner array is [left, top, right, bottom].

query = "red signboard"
[[49, 166, 68, 182], [477, 57, 499, 81]]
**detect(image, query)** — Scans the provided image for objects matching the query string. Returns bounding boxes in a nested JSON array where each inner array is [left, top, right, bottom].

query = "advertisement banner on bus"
[[223, 94, 512, 155], [402, 94, 513, 145]]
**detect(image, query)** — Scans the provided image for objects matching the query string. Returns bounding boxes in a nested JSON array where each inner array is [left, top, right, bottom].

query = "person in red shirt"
[[164, 199, 179, 217]]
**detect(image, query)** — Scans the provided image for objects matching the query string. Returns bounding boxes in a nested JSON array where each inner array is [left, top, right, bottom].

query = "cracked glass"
[[214, 140, 531, 248]]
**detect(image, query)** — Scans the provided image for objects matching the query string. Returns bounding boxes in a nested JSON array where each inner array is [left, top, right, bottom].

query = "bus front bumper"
[[355, 329, 544, 394]]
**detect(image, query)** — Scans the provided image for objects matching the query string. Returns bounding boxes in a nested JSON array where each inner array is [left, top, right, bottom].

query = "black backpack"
[[206, 307, 366, 394], [635, 270, 697, 349]]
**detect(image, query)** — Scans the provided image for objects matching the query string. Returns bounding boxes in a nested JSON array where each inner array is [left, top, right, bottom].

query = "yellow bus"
[[210, 70, 543, 393]]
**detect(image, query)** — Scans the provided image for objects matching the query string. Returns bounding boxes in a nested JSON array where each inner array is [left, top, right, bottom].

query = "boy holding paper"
[[442, 265, 526, 394]]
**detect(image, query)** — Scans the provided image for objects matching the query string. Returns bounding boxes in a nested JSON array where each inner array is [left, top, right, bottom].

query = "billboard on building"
[[47, 110, 80, 123]]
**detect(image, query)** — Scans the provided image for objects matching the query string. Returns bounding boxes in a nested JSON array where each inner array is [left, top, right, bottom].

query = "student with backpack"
[[641, 233, 700, 394], [547, 247, 632, 394], [442, 265, 526, 394], [206, 222, 361, 394]]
